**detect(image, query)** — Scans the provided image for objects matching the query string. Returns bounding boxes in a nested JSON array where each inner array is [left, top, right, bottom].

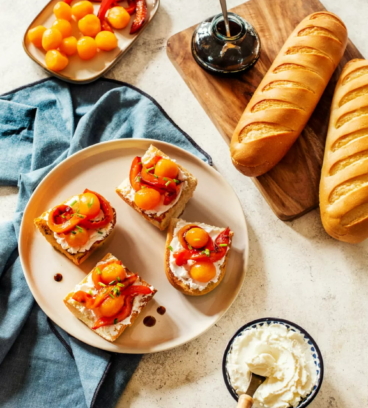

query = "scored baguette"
[[230, 12, 348, 177], [64, 253, 157, 342], [164, 218, 234, 296], [320, 59, 368, 243], [116, 145, 197, 231], [34, 208, 116, 265]]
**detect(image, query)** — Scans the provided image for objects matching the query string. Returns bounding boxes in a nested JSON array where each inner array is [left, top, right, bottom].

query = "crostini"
[[116, 145, 197, 231], [165, 218, 233, 296], [64, 253, 157, 342], [34, 189, 116, 265]]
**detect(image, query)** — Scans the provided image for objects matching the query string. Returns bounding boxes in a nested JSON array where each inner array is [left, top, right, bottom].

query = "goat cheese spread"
[[226, 323, 317, 408]]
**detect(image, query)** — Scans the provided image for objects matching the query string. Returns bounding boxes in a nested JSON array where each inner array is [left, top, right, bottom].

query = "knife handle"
[[237, 394, 253, 408]]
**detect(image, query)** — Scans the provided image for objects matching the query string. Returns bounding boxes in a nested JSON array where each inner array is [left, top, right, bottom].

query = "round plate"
[[19, 139, 248, 353]]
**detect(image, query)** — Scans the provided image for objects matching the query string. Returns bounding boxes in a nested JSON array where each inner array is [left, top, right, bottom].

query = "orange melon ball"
[[52, 19, 72, 38], [155, 158, 179, 179], [27, 25, 47, 48], [95, 31, 118, 51], [185, 228, 210, 249], [78, 14, 101, 37], [77, 36, 97, 60], [107, 7, 130, 29], [59, 36, 77, 56], [42, 28, 63, 51], [134, 188, 161, 210], [190, 262, 216, 283], [45, 50, 69, 71], [53, 2, 72, 21], [71, 1, 94, 20]]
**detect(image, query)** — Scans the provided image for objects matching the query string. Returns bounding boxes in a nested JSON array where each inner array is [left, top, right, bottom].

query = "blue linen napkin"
[[0, 78, 211, 408]]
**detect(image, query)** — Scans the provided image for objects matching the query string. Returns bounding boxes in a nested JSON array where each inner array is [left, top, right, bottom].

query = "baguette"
[[34, 208, 116, 266], [64, 253, 157, 342], [164, 218, 233, 296], [230, 12, 348, 177], [116, 145, 197, 231], [320, 59, 368, 243]]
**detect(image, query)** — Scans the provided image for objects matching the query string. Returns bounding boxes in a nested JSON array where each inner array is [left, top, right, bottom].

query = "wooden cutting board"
[[167, 0, 363, 220]]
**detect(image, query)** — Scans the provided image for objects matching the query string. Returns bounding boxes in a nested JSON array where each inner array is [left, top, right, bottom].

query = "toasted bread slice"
[[34, 208, 116, 266], [64, 253, 157, 342], [116, 145, 197, 231], [165, 218, 234, 296]]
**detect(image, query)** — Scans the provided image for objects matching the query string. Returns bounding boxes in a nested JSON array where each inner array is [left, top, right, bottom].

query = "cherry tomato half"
[[63, 226, 89, 247], [190, 262, 216, 283]]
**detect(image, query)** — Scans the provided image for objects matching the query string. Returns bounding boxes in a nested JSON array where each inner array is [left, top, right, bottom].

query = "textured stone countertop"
[[1, 0, 368, 407]]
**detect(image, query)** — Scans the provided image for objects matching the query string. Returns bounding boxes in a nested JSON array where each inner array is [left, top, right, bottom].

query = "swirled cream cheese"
[[226, 324, 317, 408], [66, 258, 155, 338], [116, 146, 187, 217], [168, 219, 229, 291]]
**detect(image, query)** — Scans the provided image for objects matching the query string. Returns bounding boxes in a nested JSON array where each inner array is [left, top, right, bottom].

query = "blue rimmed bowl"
[[222, 317, 324, 408]]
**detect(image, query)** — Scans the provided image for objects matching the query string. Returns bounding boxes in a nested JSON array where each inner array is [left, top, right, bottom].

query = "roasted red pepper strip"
[[125, 0, 136, 14], [79, 189, 114, 229], [121, 285, 153, 296], [47, 204, 86, 233], [174, 228, 231, 265], [92, 294, 135, 329], [130, 0, 147, 34], [72, 289, 110, 309], [130, 156, 143, 191], [63, 0, 72, 4], [140, 168, 177, 192], [97, 0, 115, 32]]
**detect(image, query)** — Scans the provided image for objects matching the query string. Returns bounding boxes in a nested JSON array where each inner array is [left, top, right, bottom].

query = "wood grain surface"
[[166, 0, 363, 220]]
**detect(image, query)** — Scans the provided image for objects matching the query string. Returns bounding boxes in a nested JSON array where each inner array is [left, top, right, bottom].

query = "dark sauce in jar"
[[143, 316, 156, 327], [157, 306, 166, 315], [54, 273, 63, 282], [217, 20, 242, 37]]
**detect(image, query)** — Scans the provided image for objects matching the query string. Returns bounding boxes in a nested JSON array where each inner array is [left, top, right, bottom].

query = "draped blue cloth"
[[0, 78, 211, 408]]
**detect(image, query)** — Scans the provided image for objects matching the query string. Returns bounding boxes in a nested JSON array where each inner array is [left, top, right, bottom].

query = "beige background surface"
[[1, 0, 367, 407]]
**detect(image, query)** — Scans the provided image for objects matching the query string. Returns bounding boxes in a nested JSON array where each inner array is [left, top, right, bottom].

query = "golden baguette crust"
[[164, 218, 233, 296], [116, 145, 197, 231], [320, 59, 368, 243], [34, 209, 116, 265], [64, 253, 157, 342], [230, 11, 348, 177]]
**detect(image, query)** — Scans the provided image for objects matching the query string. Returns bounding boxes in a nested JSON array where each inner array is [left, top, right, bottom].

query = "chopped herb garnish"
[[135, 176, 141, 182], [96, 267, 102, 275], [76, 214, 85, 219], [88, 290, 93, 295], [201, 248, 210, 257], [70, 200, 77, 207], [167, 245, 173, 251], [114, 318, 118, 325], [109, 280, 116, 285], [71, 231, 77, 235], [146, 166, 155, 172], [117, 276, 121, 282], [141, 185, 147, 189], [98, 282, 106, 287], [108, 293, 114, 299], [219, 244, 228, 247], [188, 245, 193, 250], [87, 197, 94, 208], [153, 174, 158, 178], [76, 225, 83, 233], [163, 177, 168, 181], [138, 162, 142, 165], [112, 288, 121, 296], [97, 230, 103, 235], [174, 179, 180, 184], [165, 180, 171, 187], [117, 283, 125, 287]]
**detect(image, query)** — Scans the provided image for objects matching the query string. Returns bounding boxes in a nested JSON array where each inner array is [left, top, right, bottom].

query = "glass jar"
[[192, 12, 261, 75]]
